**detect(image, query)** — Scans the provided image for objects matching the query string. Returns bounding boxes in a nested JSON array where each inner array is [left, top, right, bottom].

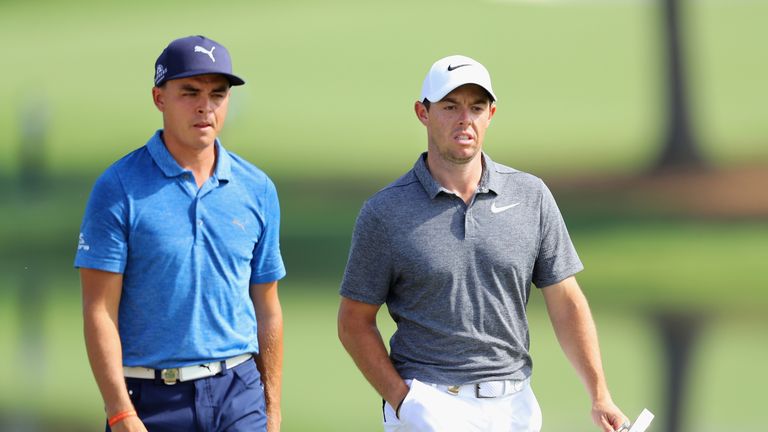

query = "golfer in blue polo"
[[76, 35, 285, 431], [338, 55, 628, 431]]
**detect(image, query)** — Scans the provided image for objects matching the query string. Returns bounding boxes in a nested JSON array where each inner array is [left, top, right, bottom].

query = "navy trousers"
[[106, 359, 266, 432]]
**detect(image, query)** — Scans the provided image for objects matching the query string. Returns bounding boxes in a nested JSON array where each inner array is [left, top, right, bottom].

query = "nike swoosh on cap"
[[447, 64, 471, 72]]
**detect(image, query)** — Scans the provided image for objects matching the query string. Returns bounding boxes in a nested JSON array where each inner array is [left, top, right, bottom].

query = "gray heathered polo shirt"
[[340, 152, 583, 384]]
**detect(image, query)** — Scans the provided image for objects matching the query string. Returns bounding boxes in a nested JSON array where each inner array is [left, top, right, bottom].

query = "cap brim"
[[160, 70, 245, 86], [425, 81, 496, 103]]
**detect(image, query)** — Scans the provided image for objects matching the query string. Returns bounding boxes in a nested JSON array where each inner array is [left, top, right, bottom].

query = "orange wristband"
[[108, 409, 137, 427]]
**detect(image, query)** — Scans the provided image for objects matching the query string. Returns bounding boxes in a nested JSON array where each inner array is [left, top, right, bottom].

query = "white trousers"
[[383, 379, 542, 432]]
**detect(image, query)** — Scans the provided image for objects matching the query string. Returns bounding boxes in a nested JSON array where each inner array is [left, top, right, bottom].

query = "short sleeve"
[[74, 169, 129, 273], [531, 180, 583, 288], [249, 178, 286, 284], [339, 201, 393, 305]]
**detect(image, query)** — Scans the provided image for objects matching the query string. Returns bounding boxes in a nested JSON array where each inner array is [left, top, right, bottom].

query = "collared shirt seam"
[[111, 165, 132, 243], [366, 202, 395, 290], [535, 178, 545, 260]]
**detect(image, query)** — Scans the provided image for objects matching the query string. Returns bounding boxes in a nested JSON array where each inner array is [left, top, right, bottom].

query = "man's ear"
[[152, 86, 164, 112], [414, 101, 429, 126]]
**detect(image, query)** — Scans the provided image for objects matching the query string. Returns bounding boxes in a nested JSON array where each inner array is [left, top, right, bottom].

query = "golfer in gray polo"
[[338, 55, 629, 432]]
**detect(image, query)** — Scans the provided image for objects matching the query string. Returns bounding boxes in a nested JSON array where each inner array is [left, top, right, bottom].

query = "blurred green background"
[[1, 0, 766, 431]]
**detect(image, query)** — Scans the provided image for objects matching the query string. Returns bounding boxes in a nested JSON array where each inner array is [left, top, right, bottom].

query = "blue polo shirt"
[[75, 130, 286, 369]]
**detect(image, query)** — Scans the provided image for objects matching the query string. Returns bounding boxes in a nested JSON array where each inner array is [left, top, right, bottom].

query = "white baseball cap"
[[419, 55, 496, 103]]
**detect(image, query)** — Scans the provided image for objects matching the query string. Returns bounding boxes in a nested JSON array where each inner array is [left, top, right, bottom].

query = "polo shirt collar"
[[413, 151, 499, 198], [413, 152, 442, 199], [214, 143, 232, 182], [481, 152, 502, 195], [146, 129, 232, 182]]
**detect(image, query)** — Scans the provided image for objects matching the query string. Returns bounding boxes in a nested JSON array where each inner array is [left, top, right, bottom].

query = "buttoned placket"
[[463, 186, 492, 240], [180, 173, 220, 245], [438, 188, 469, 240]]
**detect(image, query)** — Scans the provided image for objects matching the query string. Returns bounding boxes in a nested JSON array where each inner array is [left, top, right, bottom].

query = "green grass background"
[[2, 0, 767, 179], [1, 0, 767, 430]]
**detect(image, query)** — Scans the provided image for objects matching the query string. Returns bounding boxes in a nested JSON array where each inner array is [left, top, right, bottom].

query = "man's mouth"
[[454, 133, 474, 143]]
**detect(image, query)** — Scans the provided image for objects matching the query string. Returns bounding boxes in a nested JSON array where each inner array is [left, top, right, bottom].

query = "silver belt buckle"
[[475, 383, 489, 398], [475, 381, 505, 398], [161, 368, 179, 385]]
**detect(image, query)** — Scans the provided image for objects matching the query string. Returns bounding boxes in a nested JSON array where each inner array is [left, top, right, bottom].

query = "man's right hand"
[[387, 385, 410, 420], [338, 297, 411, 420]]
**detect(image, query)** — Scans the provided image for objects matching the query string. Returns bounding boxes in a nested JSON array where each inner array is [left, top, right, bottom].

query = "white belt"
[[425, 378, 529, 398], [123, 353, 253, 385]]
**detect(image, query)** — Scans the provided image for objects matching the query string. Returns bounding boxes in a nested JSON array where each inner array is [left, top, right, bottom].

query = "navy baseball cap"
[[154, 35, 245, 87]]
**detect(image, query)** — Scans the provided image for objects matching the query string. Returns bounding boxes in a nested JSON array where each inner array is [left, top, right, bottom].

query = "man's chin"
[[446, 150, 480, 165], [190, 133, 218, 148]]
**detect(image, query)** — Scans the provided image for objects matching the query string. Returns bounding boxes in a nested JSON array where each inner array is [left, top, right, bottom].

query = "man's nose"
[[457, 107, 472, 124], [197, 96, 215, 114]]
